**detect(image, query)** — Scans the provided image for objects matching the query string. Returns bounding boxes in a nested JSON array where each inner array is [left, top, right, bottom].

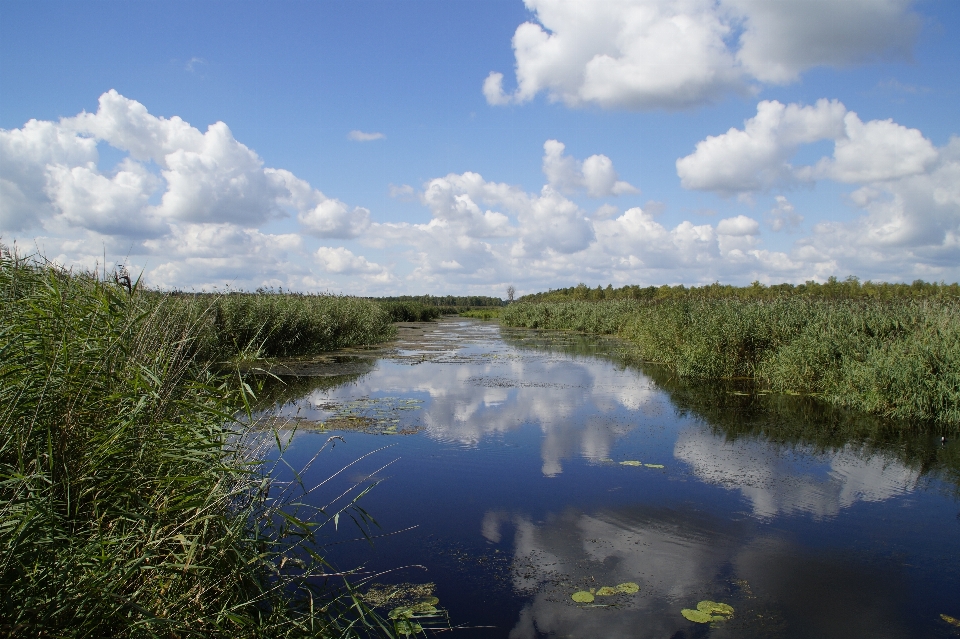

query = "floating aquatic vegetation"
[[572, 591, 595, 603], [596, 586, 618, 596], [619, 460, 643, 466], [682, 600, 735, 623], [943, 614, 960, 627], [362, 582, 436, 608], [644, 463, 664, 469], [698, 600, 734, 616], [616, 582, 640, 594], [681, 609, 714, 623], [393, 619, 423, 636], [315, 396, 424, 434]]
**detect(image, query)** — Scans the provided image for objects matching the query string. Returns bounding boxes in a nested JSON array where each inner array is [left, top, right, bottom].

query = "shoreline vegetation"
[[501, 281, 960, 427], [0, 250, 396, 637]]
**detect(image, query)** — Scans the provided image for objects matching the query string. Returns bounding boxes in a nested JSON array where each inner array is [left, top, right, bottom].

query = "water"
[[258, 319, 960, 638]]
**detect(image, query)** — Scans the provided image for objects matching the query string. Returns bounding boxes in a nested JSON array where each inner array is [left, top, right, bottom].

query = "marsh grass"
[[502, 297, 960, 425], [0, 250, 394, 637], [159, 291, 396, 361]]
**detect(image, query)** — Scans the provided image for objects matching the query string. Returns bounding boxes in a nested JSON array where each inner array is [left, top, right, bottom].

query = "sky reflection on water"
[[261, 319, 959, 638]]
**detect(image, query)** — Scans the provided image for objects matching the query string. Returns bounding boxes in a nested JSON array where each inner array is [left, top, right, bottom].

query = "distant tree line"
[[369, 294, 505, 307], [518, 277, 959, 303]]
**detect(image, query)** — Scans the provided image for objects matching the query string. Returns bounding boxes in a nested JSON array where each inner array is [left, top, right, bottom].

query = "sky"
[[1, 0, 958, 296]]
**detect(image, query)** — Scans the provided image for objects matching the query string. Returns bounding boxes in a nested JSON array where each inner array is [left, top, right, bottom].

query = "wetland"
[[256, 319, 960, 639]]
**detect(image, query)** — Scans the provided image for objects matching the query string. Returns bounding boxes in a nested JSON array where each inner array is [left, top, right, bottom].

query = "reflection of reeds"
[[0, 249, 393, 637], [502, 297, 960, 425]]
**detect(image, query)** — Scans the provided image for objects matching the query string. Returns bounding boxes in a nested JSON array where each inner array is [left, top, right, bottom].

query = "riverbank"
[[501, 292, 960, 427], [0, 250, 393, 637]]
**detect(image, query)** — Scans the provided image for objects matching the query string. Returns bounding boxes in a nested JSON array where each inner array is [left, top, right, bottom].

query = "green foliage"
[[0, 250, 391, 638], [158, 291, 396, 361], [502, 296, 960, 424], [459, 308, 502, 320], [379, 301, 443, 322], [370, 294, 503, 307], [519, 276, 959, 303]]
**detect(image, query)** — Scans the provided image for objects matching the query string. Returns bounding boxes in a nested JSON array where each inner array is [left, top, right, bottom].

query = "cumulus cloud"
[[542, 140, 638, 197], [487, 0, 920, 110], [676, 99, 847, 193], [315, 246, 391, 282], [677, 99, 939, 194], [676, 99, 958, 280], [347, 130, 385, 142]]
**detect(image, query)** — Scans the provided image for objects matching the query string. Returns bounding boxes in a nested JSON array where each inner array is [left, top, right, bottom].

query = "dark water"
[[258, 319, 960, 638]]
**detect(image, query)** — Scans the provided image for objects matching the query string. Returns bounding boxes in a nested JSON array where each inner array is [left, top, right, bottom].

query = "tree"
[[506, 285, 515, 302]]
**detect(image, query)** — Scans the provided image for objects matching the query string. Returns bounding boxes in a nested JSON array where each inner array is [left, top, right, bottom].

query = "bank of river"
[[258, 319, 960, 638]]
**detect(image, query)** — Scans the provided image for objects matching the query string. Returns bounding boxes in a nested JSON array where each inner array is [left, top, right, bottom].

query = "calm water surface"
[[260, 319, 960, 638]]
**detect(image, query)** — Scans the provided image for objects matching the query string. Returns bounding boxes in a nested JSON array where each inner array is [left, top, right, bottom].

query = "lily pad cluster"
[[681, 600, 735, 623], [942, 613, 960, 628], [571, 582, 640, 603], [389, 597, 443, 637], [619, 460, 665, 469]]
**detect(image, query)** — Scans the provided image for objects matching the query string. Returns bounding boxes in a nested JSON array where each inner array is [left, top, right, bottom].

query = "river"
[[257, 319, 960, 638]]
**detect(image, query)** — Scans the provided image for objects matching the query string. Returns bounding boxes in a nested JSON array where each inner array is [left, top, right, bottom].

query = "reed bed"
[[159, 292, 396, 361], [0, 250, 392, 638], [502, 296, 960, 426]]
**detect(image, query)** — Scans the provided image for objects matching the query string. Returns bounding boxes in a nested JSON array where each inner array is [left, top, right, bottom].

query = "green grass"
[[502, 296, 960, 426], [458, 308, 502, 320], [0, 250, 393, 638]]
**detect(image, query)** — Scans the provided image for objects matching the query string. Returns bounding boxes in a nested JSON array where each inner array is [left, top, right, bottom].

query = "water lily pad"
[[395, 619, 423, 636], [644, 463, 664, 469], [389, 606, 414, 620], [681, 608, 714, 623], [410, 602, 438, 614], [697, 600, 734, 616], [419, 596, 440, 606], [620, 460, 643, 466], [616, 582, 640, 594], [943, 614, 960, 627], [572, 591, 595, 603], [596, 586, 618, 596]]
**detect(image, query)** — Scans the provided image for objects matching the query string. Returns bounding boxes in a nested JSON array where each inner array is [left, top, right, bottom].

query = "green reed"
[[502, 297, 960, 426], [0, 250, 393, 638]]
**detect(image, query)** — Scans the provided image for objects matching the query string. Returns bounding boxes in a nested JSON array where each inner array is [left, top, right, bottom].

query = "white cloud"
[[676, 99, 847, 194], [716, 214, 760, 236], [767, 195, 803, 232], [347, 130, 385, 142], [487, 0, 919, 110], [677, 99, 939, 194], [676, 100, 958, 280], [315, 246, 391, 282], [808, 113, 938, 183], [542, 140, 638, 197], [388, 183, 415, 200]]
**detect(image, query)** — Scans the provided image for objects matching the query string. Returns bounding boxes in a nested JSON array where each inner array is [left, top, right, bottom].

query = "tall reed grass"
[[502, 297, 960, 426], [0, 250, 392, 637], [160, 291, 396, 361]]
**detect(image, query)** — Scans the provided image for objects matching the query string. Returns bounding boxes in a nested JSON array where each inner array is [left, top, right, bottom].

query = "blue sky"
[[1, 0, 958, 295]]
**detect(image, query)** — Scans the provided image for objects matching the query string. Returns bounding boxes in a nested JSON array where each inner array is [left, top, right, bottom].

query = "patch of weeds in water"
[[644, 463, 665, 469], [943, 613, 960, 628], [316, 396, 424, 434], [363, 583, 451, 636]]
